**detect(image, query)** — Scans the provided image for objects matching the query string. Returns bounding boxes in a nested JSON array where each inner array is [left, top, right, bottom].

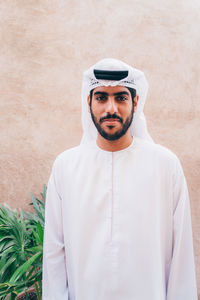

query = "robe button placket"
[[109, 153, 113, 242]]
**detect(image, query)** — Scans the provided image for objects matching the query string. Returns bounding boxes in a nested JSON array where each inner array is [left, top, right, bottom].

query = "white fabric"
[[42, 138, 197, 300], [81, 58, 153, 144]]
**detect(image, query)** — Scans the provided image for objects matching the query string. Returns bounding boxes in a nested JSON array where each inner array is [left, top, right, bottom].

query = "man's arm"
[[42, 162, 69, 299], [166, 158, 198, 300]]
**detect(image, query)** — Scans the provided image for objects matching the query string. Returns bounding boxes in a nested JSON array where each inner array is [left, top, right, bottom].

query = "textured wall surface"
[[0, 0, 199, 295]]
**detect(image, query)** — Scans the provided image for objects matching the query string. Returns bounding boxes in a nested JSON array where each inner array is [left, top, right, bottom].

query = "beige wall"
[[0, 0, 199, 295]]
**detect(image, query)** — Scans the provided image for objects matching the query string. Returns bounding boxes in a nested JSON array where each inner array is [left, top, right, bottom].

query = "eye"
[[116, 96, 128, 102], [95, 95, 107, 101]]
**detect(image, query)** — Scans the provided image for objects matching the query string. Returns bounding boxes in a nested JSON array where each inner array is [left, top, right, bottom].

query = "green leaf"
[[36, 222, 44, 245], [0, 186, 45, 297], [0, 256, 16, 278], [41, 184, 47, 202], [10, 252, 42, 283], [30, 194, 42, 216], [26, 245, 42, 253]]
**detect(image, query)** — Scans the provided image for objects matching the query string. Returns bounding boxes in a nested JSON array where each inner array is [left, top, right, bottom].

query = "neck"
[[96, 131, 133, 152]]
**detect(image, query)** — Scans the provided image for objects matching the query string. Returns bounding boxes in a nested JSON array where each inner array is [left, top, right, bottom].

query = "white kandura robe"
[[42, 137, 197, 300]]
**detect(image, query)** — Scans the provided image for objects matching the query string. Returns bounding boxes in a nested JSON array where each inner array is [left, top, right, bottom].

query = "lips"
[[100, 115, 123, 124], [102, 119, 120, 125]]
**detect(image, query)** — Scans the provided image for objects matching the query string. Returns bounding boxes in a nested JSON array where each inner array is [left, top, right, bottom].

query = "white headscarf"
[[81, 58, 153, 144]]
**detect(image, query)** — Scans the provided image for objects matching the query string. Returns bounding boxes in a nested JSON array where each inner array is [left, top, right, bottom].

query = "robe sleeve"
[[166, 158, 198, 300], [42, 161, 69, 299]]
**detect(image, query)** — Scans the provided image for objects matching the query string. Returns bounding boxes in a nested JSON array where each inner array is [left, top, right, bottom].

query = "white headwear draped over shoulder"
[[81, 58, 153, 144]]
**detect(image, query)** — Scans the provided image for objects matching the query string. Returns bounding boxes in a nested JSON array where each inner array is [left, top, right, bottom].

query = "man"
[[42, 58, 197, 299]]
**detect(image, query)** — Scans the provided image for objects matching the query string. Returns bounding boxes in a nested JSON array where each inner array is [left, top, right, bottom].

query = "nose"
[[105, 97, 118, 114]]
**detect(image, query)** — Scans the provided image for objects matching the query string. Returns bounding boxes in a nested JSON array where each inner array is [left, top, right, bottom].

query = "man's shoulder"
[[54, 144, 85, 164], [52, 141, 95, 169], [135, 137, 179, 163]]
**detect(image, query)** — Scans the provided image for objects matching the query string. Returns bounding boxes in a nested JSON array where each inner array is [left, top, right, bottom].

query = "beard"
[[90, 106, 134, 141]]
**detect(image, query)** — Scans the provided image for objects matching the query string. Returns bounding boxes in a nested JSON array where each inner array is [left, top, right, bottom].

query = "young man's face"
[[87, 85, 138, 141]]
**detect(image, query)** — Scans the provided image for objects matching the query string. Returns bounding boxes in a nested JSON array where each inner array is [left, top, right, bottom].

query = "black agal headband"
[[94, 69, 128, 81]]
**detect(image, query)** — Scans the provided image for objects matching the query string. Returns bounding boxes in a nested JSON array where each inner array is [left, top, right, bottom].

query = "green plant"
[[0, 185, 46, 300]]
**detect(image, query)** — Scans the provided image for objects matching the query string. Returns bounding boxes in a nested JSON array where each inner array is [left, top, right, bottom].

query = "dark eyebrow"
[[93, 91, 130, 96], [93, 91, 108, 96], [113, 91, 129, 96]]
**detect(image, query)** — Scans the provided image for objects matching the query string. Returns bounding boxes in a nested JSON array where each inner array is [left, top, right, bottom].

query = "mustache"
[[100, 113, 123, 123]]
